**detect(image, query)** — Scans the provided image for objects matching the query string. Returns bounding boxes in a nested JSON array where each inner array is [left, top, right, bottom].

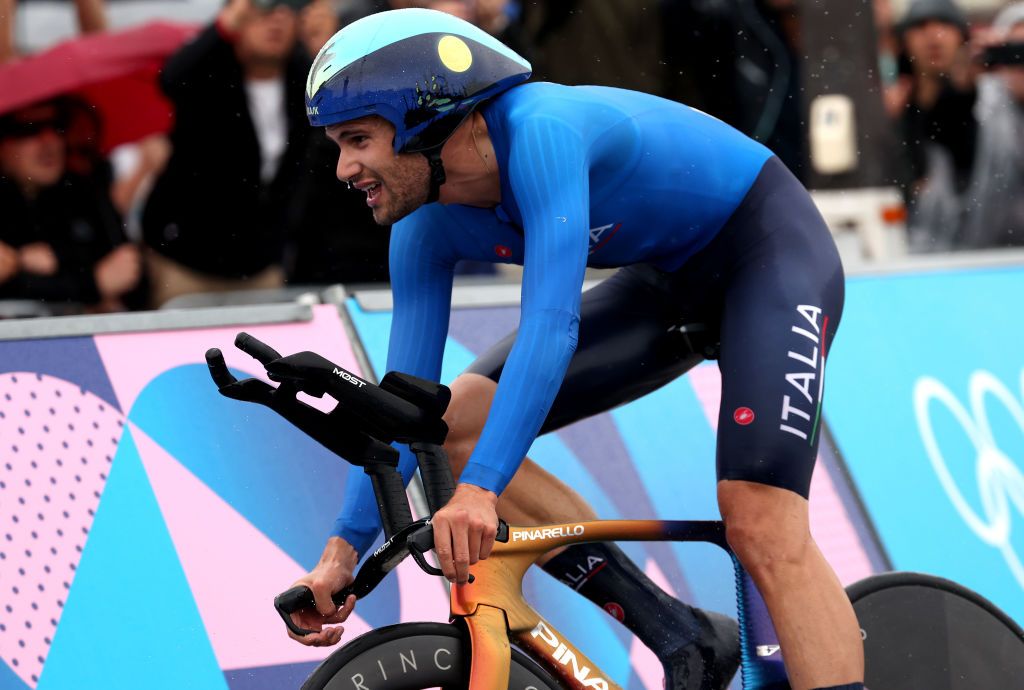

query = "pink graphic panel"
[[0, 373, 125, 688], [687, 363, 874, 585], [129, 422, 372, 670], [94, 304, 359, 414]]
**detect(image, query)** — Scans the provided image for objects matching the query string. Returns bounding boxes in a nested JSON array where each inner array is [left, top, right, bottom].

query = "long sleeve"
[[332, 206, 458, 557], [459, 116, 590, 493]]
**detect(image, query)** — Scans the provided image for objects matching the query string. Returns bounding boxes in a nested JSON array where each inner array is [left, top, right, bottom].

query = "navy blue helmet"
[[305, 8, 532, 153]]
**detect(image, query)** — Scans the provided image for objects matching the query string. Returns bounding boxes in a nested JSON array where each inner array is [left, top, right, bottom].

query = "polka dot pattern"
[[0, 373, 124, 688]]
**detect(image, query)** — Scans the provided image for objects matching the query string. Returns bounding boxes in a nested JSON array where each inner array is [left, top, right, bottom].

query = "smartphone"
[[252, 0, 314, 12], [982, 41, 1024, 68]]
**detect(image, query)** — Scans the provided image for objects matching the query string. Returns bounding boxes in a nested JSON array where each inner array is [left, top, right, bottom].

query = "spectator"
[[286, 0, 390, 284], [0, 0, 107, 64], [519, 1, 665, 96], [893, 0, 978, 249], [959, 2, 1024, 249], [876, 0, 905, 118], [141, 0, 313, 306], [0, 98, 142, 311]]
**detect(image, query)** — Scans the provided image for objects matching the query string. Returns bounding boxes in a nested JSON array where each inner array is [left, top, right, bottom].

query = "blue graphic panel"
[[0, 660, 29, 690], [826, 266, 1024, 627], [38, 428, 227, 690], [0, 338, 119, 412], [127, 363, 400, 628], [128, 364, 350, 569], [613, 377, 736, 618]]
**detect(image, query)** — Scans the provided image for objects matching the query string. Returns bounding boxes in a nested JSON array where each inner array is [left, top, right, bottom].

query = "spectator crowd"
[[1, 0, 1022, 316]]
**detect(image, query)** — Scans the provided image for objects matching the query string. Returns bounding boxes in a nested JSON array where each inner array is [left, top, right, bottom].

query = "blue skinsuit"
[[335, 83, 774, 555]]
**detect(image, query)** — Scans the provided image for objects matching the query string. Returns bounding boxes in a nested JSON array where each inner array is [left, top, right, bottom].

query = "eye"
[[350, 135, 368, 146]]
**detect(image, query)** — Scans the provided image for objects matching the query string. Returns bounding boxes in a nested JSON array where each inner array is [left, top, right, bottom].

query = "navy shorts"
[[465, 156, 845, 498]]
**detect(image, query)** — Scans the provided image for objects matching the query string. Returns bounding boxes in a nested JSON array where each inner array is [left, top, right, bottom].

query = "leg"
[[444, 261, 738, 687], [719, 481, 862, 690], [711, 156, 861, 689], [443, 372, 598, 549], [444, 372, 738, 689]]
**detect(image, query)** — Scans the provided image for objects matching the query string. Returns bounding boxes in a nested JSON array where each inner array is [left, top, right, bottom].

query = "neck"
[[437, 111, 501, 207], [241, 53, 286, 81], [246, 64, 284, 80]]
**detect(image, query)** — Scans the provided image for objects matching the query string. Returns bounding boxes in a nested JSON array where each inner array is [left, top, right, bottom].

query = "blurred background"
[[1, 3, 1024, 688], [1, 0, 1023, 315]]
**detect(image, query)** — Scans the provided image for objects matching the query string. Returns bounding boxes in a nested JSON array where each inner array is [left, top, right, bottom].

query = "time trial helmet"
[[305, 8, 531, 154]]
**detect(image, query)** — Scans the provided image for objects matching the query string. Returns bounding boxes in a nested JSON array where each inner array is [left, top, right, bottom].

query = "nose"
[[336, 152, 360, 185]]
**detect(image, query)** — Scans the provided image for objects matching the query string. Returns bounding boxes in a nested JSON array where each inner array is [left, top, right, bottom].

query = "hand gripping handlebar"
[[205, 333, 507, 636]]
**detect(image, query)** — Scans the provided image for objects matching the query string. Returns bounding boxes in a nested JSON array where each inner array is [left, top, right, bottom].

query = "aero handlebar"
[[206, 333, 506, 636]]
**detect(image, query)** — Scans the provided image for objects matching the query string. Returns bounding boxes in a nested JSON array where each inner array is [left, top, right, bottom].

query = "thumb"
[[310, 583, 339, 618]]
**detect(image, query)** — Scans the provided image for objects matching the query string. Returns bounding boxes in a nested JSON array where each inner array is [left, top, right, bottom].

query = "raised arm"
[[0, 0, 16, 63], [72, 0, 107, 35]]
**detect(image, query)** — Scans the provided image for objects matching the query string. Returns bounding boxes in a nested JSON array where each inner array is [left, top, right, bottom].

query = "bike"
[[206, 333, 1024, 690]]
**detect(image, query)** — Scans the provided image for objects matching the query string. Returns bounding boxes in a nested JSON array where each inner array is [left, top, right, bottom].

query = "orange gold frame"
[[450, 519, 728, 690]]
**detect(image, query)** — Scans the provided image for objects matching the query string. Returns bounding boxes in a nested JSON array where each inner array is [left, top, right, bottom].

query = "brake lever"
[[404, 520, 510, 584], [405, 523, 474, 583]]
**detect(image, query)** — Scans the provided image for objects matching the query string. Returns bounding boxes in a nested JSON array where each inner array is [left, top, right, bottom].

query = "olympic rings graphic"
[[914, 370, 1024, 590]]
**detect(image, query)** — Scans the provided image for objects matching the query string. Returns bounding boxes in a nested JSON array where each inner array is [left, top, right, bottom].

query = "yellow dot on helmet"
[[438, 35, 472, 73]]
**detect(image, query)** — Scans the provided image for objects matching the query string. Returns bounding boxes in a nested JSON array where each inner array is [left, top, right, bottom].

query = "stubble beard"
[[372, 154, 432, 226]]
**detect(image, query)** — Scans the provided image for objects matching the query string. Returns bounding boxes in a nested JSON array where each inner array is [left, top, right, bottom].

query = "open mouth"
[[365, 182, 382, 207]]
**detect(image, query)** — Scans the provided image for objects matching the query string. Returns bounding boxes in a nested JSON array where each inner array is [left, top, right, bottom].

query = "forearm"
[[460, 308, 578, 494], [318, 535, 358, 570], [0, 0, 16, 63], [332, 443, 421, 558], [73, 0, 107, 35]]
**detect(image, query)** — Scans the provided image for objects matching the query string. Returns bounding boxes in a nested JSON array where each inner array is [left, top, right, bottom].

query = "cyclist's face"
[[326, 116, 430, 225]]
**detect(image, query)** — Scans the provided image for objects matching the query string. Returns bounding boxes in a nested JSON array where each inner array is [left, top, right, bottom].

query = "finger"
[[324, 596, 355, 624], [467, 518, 483, 565], [479, 522, 498, 560], [433, 516, 456, 581], [452, 512, 470, 584], [287, 618, 324, 646]]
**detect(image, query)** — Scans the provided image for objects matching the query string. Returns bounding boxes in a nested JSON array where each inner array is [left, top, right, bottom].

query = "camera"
[[981, 41, 1024, 68], [251, 0, 314, 12]]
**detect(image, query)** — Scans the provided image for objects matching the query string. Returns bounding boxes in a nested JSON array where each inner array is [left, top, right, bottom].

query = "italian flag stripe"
[[809, 315, 829, 446]]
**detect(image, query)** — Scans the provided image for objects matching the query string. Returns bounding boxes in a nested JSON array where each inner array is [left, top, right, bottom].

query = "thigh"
[[466, 265, 709, 434], [715, 184, 845, 497]]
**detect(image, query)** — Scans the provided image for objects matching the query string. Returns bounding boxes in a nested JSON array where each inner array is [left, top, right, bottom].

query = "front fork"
[[733, 555, 791, 689], [464, 605, 513, 690]]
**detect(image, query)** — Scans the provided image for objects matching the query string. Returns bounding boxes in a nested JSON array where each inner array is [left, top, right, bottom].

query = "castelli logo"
[[603, 602, 625, 622], [734, 407, 755, 425], [494, 245, 512, 258]]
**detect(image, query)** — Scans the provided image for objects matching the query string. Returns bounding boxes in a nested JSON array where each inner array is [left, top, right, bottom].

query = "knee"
[[719, 482, 812, 582], [442, 373, 496, 478]]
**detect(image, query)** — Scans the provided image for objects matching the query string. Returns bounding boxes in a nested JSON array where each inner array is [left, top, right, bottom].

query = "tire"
[[300, 622, 565, 690], [847, 571, 1024, 690]]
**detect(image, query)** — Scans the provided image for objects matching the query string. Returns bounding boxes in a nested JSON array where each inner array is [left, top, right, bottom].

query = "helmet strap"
[[423, 148, 447, 204]]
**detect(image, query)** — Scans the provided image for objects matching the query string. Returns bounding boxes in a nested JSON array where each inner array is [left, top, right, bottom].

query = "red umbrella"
[[0, 21, 199, 153]]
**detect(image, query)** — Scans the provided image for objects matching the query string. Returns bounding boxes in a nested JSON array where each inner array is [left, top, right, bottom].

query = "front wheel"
[[301, 622, 564, 690]]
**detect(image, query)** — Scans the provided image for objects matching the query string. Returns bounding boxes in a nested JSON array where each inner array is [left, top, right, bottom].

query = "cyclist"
[[293, 9, 862, 690]]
